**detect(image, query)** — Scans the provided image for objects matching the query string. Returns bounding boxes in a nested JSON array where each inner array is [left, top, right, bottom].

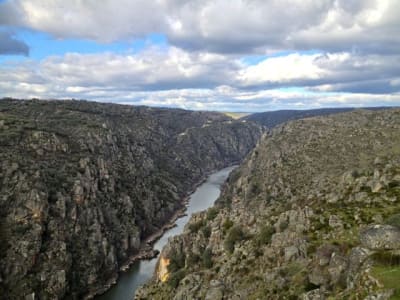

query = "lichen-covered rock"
[[360, 225, 400, 250]]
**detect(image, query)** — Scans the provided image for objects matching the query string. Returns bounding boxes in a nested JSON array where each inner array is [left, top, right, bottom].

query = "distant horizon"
[[1, 96, 399, 114], [1, 0, 399, 111]]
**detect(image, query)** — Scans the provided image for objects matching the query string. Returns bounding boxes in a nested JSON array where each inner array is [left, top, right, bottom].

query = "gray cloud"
[[0, 30, 29, 55], [1, 0, 399, 55], [1, 49, 399, 111]]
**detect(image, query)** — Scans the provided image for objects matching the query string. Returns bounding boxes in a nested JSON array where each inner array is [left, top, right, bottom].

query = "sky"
[[0, 0, 400, 112]]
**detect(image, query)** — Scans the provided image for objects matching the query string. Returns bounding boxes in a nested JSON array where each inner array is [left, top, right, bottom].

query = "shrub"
[[168, 250, 185, 273], [255, 225, 275, 246], [279, 220, 289, 231], [188, 220, 205, 233], [207, 207, 218, 221], [202, 248, 213, 268], [201, 225, 211, 238], [224, 225, 245, 254], [167, 269, 186, 288], [386, 214, 400, 229], [186, 252, 200, 265], [222, 218, 234, 235], [372, 250, 400, 266]]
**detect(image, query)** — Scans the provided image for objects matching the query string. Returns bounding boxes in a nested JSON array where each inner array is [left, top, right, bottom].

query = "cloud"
[[237, 52, 400, 93], [0, 30, 29, 55], [1, 47, 400, 111], [1, 0, 399, 55], [0, 0, 165, 42]]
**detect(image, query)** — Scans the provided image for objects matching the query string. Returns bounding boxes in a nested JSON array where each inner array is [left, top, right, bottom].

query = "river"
[[96, 165, 237, 300]]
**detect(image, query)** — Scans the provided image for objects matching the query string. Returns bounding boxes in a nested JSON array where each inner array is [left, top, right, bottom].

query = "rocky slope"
[[0, 98, 262, 299], [137, 108, 400, 299], [243, 107, 388, 128]]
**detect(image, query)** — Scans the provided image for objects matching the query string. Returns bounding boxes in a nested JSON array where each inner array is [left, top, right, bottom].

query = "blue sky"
[[0, 0, 400, 111]]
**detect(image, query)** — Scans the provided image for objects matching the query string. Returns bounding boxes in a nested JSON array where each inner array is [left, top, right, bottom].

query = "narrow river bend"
[[96, 166, 237, 300]]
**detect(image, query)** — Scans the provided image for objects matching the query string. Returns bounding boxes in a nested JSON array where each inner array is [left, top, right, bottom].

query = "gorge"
[[0, 99, 261, 299]]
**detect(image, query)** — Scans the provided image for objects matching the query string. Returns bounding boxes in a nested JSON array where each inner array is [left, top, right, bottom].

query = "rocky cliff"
[[0, 98, 262, 299], [137, 108, 400, 299]]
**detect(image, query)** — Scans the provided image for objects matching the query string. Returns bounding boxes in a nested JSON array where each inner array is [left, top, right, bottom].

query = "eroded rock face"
[[360, 225, 400, 250], [0, 99, 262, 299], [137, 108, 400, 299]]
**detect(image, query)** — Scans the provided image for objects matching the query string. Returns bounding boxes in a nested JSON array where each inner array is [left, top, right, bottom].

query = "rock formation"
[[137, 109, 400, 299], [0, 98, 262, 299]]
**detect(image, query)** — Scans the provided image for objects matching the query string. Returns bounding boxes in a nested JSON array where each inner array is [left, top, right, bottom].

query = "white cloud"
[[1, 0, 399, 54], [1, 46, 400, 111], [238, 54, 325, 86]]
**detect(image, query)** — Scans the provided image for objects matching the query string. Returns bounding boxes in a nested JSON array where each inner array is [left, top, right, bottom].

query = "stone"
[[328, 215, 343, 229], [284, 246, 300, 262], [25, 293, 35, 300], [360, 225, 400, 250], [205, 280, 224, 300], [328, 253, 348, 284], [302, 289, 325, 300]]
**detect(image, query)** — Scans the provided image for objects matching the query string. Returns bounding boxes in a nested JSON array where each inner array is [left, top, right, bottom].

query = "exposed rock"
[[301, 289, 326, 300], [138, 109, 400, 299], [0, 99, 262, 299], [360, 225, 400, 250]]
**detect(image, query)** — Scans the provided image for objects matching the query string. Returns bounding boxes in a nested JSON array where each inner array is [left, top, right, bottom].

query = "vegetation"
[[371, 266, 400, 299], [224, 225, 246, 254]]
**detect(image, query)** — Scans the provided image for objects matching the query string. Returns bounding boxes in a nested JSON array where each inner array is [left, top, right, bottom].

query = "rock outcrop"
[[0, 98, 262, 299], [137, 108, 400, 299]]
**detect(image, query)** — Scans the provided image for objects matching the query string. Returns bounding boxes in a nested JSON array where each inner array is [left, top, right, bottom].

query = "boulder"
[[360, 225, 400, 250]]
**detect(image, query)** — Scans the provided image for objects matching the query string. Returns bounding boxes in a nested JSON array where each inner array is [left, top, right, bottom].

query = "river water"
[[96, 166, 236, 300]]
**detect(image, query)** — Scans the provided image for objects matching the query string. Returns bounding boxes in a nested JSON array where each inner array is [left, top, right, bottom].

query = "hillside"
[[0, 99, 262, 299], [243, 107, 389, 128], [137, 109, 400, 299]]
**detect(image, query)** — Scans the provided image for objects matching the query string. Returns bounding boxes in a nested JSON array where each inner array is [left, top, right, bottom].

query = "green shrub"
[[186, 252, 200, 265], [188, 220, 205, 233], [168, 250, 185, 273], [255, 225, 275, 246], [279, 220, 289, 231], [372, 250, 400, 266], [386, 214, 400, 229], [224, 225, 245, 254], [202, 248, 213, 268], [167, 269, 186, 288], [201, 225, 211, 238], [222, 218, 234, 235], [207, 207, 218, 221]]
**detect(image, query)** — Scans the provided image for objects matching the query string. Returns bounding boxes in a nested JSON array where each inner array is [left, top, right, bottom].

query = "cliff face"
[[0, 99, 262, 299], [137, 109, 400, 299]]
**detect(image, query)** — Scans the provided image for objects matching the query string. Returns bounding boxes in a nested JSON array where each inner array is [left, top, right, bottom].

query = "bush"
[[255, 225, 275, 246], [167, 269, 186, 288], [207, 207, 219, 221], [201, 225, 211, 238], [222, 218, 234, 235], [168, 250, 185, 273], [202, 248, 213, 268], [279, 220, 289, 231], [224, 225, 245, 254], [386, 214, 400, 229], [372, 250, 400, 266], [188, 220, 205, 233], [186, 252, 200, 265]]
